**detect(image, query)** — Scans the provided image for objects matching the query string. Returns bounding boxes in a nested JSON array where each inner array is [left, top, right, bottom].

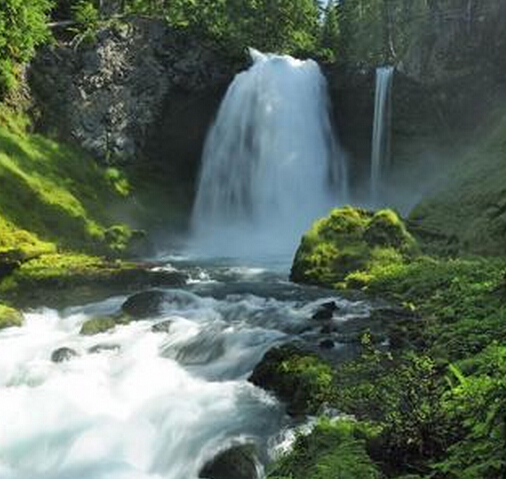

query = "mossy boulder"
[[290, 206, 417, 289], [80, 314, 130, 335], [249, 344, 335, 416], [0, 303, 23, 329]]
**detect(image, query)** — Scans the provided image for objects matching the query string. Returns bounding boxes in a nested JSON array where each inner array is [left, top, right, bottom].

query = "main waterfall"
[[191, 49, 347, 258], [370, 66, 394, 204]]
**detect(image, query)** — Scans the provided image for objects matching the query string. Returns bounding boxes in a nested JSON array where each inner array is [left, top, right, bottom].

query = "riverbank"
[[0, 106, 187, 323], [263, 206, 506, 478]]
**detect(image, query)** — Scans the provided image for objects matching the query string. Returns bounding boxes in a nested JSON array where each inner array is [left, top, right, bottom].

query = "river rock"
[[51, 347, 79, 363], [319, 339, 335, 349], [151, 320, 173, 333], [121, 290, 167, 319], [0, 304, 23, 330], [199, 445, 259, 479], [249, 344, 333, 416], [88, 344, 121, 354], [312, 301, 338, 321]]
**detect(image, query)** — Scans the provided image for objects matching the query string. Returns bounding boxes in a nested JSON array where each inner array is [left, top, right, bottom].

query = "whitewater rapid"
[[0, 262, 371, 479]]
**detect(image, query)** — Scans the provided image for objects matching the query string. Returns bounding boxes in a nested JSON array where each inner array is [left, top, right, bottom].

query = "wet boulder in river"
[[199, 444, 259, 479], [121, 290, 167, 319]]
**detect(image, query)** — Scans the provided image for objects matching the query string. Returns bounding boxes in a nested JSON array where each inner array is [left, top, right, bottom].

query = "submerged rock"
[[121, 290, 167, 319], [51, 347, 78, 363], [88, 344, 121, 354], [151, 320, 173, 333], [199, 445, 259, 479], [312, 301, 338, 321], [319, 339, 335, 349]]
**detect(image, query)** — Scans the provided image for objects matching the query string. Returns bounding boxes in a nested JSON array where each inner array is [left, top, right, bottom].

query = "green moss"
[[0, 252, 186, 307], [249, 345, 336, 416], [0, 109, 136, 255], [0, 303, 23, 329], [0, 215, 55, 259], [291, 207, 417, 288], [268, 419, 381, 479], [80, 315, 117, 335], [79, 313, 131, 335]]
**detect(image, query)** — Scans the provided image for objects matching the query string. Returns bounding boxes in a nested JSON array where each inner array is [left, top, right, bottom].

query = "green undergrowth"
[[0, 106, 156, 305], [268, 419, 382, 479], [285, 209, 506, 477], [249, 345, 336, 416]]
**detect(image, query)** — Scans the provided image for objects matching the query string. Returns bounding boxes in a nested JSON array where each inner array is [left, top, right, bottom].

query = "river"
[[0, 255, 371, 479]]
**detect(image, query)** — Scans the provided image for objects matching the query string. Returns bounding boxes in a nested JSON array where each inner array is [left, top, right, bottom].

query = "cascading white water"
[[0, 264, 371, 479], [191, 49, 347, 258], [370, 66, 394, 204]]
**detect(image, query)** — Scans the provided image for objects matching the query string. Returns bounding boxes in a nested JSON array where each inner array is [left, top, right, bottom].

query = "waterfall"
[[370, 66, 394, 204], [191, 49, 347, 258]]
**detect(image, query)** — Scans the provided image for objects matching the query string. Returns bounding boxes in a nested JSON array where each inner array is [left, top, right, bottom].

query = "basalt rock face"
[[29, 19, 239, 168]]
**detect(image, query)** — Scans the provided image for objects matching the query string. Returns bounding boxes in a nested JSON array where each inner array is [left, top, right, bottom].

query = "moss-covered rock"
[[249, 344, 335, 416], [80, 315, 129, 335], [290, 207, 417, 289], [0, 253, 186, 307], [0, 303, 23, 329]]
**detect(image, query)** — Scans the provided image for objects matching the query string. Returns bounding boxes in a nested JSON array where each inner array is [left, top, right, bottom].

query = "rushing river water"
[[0, 257, 372, 479]]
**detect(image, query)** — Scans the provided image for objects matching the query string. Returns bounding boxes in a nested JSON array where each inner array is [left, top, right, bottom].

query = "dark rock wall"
[[29, 19, 240, 168]]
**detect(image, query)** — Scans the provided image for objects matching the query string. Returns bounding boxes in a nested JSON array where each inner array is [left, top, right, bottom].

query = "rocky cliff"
[[29, 19, 240, 167]]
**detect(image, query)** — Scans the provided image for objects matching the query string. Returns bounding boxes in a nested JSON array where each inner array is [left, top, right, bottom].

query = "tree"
[[0, 0, 53, 97]]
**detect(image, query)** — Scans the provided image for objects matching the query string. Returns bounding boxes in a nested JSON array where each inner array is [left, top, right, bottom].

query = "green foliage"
[[71, 0, 99, 36], [127, 0, 322, 56], [268, 419, 381, 479], [0, 303, 23, 329], [410, 109, 506, 257], [436, 344, 506, 478], [0, 0, 53, 97], [336, 0, 430, 65]]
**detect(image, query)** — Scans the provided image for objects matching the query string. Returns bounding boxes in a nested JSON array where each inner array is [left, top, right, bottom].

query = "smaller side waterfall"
[[370, 66, 394, 204]]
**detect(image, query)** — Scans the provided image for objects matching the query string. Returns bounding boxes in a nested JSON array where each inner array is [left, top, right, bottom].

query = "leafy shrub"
[[0, 0, 53, 96]]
